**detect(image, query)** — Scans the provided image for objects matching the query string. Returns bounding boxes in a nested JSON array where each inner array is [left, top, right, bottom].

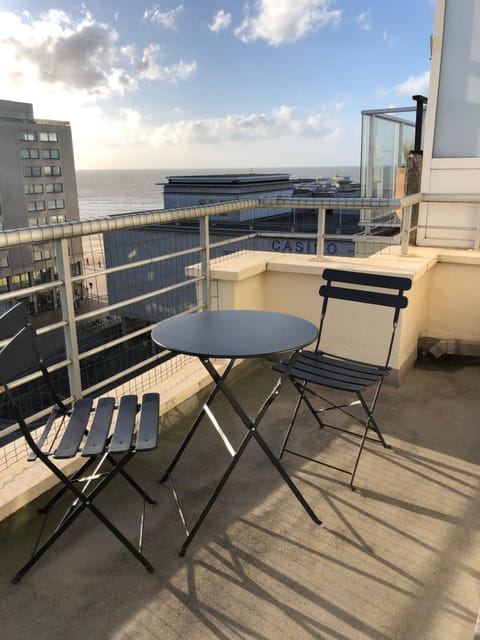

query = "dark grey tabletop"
[[151, 310, 318, 359]]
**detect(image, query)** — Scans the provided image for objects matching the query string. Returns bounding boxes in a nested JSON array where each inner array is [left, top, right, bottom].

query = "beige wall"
[[208, 248, 480, 377], [424, 262, 480, 342]]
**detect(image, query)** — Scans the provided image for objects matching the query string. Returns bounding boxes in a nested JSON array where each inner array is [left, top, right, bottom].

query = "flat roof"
[[162, 173, 291, 185]]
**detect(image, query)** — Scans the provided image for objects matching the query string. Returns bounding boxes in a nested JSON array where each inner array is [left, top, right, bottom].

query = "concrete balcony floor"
[[0, 359, 479, 640]]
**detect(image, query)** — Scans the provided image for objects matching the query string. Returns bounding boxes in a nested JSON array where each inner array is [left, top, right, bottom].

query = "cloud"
[[73, 101, 352, 168], [234, 0, 342, 45], [377, 71, 430, 97], [355, 12, 371, 31], [0, 8, 196, 102], [149, 104, 341, 145], [382, 29, 397, 47], [1, 9, 126, 95], [209, 10, 232, 33], [143, 5, 184, 30], [136, 45, 197, 81]]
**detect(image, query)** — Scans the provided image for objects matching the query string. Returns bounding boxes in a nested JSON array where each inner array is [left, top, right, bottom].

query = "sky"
[[0, 0, 435, 170]]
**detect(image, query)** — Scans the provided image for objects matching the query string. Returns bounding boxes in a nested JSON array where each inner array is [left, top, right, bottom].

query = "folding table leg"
[[160, 359, 236, 482], [175, 358, 321, 555], [179, 428, 255, 556]]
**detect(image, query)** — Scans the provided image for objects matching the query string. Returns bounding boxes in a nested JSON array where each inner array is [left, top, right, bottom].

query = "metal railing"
[[1, 190, 479, 452]]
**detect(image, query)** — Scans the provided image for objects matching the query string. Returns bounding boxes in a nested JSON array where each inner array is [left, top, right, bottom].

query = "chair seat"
[[273, 350, 391, 393], [29, 394, 159, 461]]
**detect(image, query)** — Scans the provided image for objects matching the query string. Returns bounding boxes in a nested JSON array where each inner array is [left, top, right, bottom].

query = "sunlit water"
[[76, 166, 360, 219]]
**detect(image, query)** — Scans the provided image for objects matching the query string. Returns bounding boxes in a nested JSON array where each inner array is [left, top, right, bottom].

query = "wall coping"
[[210, 247, 448, 283]]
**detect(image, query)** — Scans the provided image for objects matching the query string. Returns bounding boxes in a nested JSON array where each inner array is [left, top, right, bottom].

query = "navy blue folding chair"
[[273, 269, 411, 489], [0, 303, 160, 583]]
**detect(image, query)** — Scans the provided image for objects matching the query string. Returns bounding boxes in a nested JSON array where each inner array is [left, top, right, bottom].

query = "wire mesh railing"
[[2, 190, 478, 472]]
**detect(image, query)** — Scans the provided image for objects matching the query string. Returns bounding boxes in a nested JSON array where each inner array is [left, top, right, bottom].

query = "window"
[[39, 131, 58, 142], [24, 184, 44, 195], [49, 214, 65, 223], [23, 166, 42, 177], [0, 277, 8, 293], [0, 254, 8, 268], [47, 198, 65, 210], [27, 200, 46, 212], [42, 148, 60, 159], [20, 148, 40, 159], [10, 273, 29, 289], [18, 131, 37, 141], [45, 182, 63, 193], [33, 248, 52, 262], [43, 165, 62, 177]]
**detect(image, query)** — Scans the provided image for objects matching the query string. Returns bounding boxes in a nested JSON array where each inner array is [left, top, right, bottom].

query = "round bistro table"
[[152, 310, 321, 555]]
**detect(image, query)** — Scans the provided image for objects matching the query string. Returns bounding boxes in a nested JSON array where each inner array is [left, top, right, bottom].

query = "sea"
[[76, 166, 360, 219]]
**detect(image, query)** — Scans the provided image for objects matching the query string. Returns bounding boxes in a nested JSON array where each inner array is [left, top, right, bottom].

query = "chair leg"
[[348, 391, 390, 490], [12, 492, 154, 584], [356, 391, 391, 449], [106, 454, 156, 504], [278, 384, 304, 459], [12, 452, 155, 584], [38, 456, 97, 514], [280, 377, 329, 459], [279, 383, 391, 489]]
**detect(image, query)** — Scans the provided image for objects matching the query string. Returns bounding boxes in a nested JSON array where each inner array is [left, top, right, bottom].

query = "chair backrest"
[[0, 304, 68, 434], [317, 269, 412, 367], [0, 303, 38, 382], [0, 302, 28, 341], [0, 324, 38, 383]]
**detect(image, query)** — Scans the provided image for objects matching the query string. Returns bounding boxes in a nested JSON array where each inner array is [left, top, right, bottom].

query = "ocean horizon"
[[76, 166, 360, 219]]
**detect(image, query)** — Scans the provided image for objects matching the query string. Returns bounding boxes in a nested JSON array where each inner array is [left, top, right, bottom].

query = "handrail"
[[2, 188, 480, 446], [0, 199, 261, 247]]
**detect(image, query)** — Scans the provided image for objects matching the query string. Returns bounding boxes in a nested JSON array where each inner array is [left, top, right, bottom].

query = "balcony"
[[0, 196, 479, 638]]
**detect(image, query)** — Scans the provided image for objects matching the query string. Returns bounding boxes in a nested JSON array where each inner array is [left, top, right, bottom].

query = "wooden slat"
[[54, 399, 93, 458], [323, 268, 412, 291], [109, 395, 137, 453], [320, 285, 409, 309], [136, 393, 160, 451], [81, 397, 116, 456]]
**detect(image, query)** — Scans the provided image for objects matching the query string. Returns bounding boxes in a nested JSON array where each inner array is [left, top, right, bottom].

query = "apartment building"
[[0, 99, 82, 313]]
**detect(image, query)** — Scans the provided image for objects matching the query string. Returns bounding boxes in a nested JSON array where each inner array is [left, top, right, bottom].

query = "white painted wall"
[[419, 0, 480, 248]]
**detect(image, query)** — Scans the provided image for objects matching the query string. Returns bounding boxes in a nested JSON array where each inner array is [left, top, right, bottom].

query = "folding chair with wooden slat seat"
[[273, 269, 411, 489], [0, 303, 160, 584]]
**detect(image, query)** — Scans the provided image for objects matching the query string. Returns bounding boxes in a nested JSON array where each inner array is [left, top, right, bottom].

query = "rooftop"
[[1, 358, 479, 639], [164, 173, 292, 184]]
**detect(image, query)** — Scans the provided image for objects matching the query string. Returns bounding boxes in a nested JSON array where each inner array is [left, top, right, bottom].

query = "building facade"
[[162, 173, 295, 222], [0, 99, 82, 313]]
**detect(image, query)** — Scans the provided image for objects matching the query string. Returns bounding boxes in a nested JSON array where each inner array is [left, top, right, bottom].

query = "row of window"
[[25, 183, 64, 195], [20, 148, 60, 160], [33, 248, 53, 262], [24, 165, 61, 177], [0, 270, 60, 292], [27, 199, 65, 212], [18, 131, 58, 142], [29, 215, 65, 226]]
